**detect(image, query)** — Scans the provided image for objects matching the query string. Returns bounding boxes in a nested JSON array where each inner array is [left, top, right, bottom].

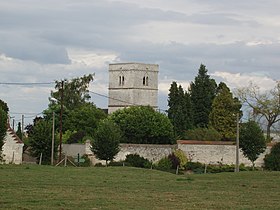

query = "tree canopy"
[[110, 106, 175, 144], [91, 119, 121, 166], [237, 81, 280, 141], [0, 107, 8, 154], [42, 74, 104, 143], [239, 120, 266, 168], [264, 142, 280, 171], [50, 74, 94, 110], [63, 103, 106, 138], [209, 82, 242, 140], [16, 122, 23, 140], [189, 64, 217, 128], [29, 120, 58, 164], [0, 99, 9, 113], [0, 99, 8, 158], [167, 81, 193, 138]]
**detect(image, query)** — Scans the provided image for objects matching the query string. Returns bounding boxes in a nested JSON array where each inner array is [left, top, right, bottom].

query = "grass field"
[[0, 165, 279, 210]]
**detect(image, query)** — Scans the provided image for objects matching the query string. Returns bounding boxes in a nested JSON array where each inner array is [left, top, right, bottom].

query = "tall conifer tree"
[[16, 122, 23, 140], [189, 64, 217, 128], [168, 81, 193, 138], [209, 82, 242, 140]]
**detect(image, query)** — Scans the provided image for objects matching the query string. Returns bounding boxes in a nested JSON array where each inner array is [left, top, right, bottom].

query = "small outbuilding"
[[2, 126, 24, 164]]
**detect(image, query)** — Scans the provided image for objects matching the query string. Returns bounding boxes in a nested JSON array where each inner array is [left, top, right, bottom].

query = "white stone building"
[[108, 63, 159, 114], [2, 126, 24, 164]]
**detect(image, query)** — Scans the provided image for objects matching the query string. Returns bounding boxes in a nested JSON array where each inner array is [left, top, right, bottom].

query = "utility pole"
[[235, 112, 240, 172], [21, 114, 24, 136], [59, 80, 64, 162], [51, 112, 55, 165]]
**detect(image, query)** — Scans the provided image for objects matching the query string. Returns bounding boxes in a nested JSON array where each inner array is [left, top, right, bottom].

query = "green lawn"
[[0, 165, 279, 210]]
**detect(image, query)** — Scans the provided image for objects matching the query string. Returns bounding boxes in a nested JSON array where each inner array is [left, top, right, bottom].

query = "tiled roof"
[[6, 126, 23, 144], [177, 140, 235, 145]]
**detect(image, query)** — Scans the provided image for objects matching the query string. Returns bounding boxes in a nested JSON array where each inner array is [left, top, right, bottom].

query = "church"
[[108, 63, 159, 114]]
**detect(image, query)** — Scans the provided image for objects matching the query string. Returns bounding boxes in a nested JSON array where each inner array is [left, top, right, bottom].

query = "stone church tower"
[[108, 63, 159, 114]]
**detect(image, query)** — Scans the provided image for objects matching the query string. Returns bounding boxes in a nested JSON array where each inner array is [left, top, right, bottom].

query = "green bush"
[[79, 155, 91, 167], [185, 127, 222, 141], [264, 143, 280, 171], [156, 157, 172, 171], [185, 162, 250, 174], [206, 164, 235, 173], [168, 153, 180, 169], [173, 149, 188, 169], [125, 154, 152, 168], [185, 162, 205, 174], [108, 161, 125, 167], [94, 163, 104, 167]]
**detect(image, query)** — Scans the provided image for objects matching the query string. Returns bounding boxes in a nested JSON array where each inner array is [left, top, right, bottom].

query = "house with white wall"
[[2, 126, 24, 164]]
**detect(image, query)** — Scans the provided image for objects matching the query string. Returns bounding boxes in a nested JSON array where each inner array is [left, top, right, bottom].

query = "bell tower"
[[108, 63, 159, 114]]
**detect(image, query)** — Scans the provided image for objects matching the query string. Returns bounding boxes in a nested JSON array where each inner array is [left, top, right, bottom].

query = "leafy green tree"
[[0, 107, 8, 159], [44, 103, 105, 138], [43, 74, 104, 139], [67, 131, 86, 144], [110, 106, 174, 144], [239, 121, 266, 169], [63, 103, 106, 137], [0, 99, 9, 113], [51, 74, 94, 110], [25, 116, 43, 136], [209, 82, 242, 140], [91, 119, 121, 166], [264, 142, 280, 171], [167, 81, 193, 138], [185, 127, 222, 141], [29, 120, 58, 164], [237, 81, 280, 141], [189, 64, 217, 128]]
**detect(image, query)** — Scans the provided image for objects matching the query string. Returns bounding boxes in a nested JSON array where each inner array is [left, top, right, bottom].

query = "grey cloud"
[[187, 13, 259, 27], [1, 0, 280, 121], [114, 41, 280, 80], [1, 0, 261, 64], [0, 32, 70, 64]]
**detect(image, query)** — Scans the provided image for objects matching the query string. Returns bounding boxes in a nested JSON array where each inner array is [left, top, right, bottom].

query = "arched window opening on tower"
[[143, 76, 149, 86], [119, 76, 122, 86], [119, 75, 124, 86]]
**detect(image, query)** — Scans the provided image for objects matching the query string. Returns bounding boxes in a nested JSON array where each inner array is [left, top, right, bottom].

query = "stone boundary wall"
[[61, 141, 273, 167], [177, 140, 272, 167], [115, 143, 176, 163], [62, 142, 176, 165]]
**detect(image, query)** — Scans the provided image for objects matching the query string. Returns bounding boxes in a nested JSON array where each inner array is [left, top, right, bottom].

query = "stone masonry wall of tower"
[[108, 63, 159, 114]]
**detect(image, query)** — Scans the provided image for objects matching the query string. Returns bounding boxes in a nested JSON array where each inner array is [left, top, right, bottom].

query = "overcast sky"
[[1, 0, 280, 125]]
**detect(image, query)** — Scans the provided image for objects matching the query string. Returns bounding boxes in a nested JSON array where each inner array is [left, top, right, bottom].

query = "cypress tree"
[[16, 122, 23, 140], [189, 64, 217, 128], [167, 81, 193, 138]]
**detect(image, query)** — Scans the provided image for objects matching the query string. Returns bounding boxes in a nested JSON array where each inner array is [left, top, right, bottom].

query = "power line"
[[0, 82, 54, 86], [10, 112, 42, 115], [89, 90, 167, 112], [89, 90, 139, 106]]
